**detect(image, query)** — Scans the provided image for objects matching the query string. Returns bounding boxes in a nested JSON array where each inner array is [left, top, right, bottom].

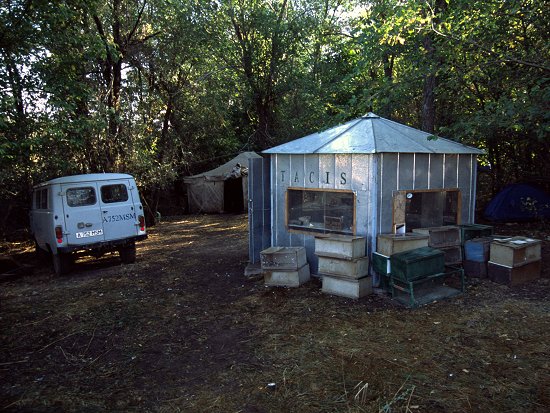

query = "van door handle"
[[85, 223, 93, 227]]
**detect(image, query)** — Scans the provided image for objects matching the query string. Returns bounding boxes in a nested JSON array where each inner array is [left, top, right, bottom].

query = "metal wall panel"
[[398, 153, 414, 190], [289, 154, 305, 188], [304, 155, 320, 189], [429, 154, 444, 188], [458, 154, 474, 224], [273, 155, 291, 247], [248, 157, 271, 263], [380, 153, 398, 233], [319, 155, 336, 189], [335, 154, 352, 190], [414, 154, 429, 189], [444, 154, 458, 188]]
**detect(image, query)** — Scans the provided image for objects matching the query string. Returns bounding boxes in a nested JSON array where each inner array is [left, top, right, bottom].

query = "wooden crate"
[[318, 256, 369, 279], [321, 274, 373, 299], [260, 246, 307, 270], [464, 237, 492, 262], [459, 224, 493, 245], [463, 260, 488, 278], [376, 233, 429, 256], [264, 264, 310, 287], [488, 260, 541, 286], [390, 247, 445, 282], [489, 237, 541, 267], [439, 245, 463, 265], [412, 226, 461, 248], [315, 235, 366, 260]]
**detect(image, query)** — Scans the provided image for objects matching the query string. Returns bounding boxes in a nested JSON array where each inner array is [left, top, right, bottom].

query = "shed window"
[[393, 189, 461, 231], [287, 188, 355, 235], [101, 184, 128, 203], [66, 187, 97, 207]]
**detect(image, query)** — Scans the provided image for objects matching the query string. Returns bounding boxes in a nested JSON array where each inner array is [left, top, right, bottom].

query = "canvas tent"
[[249, 112, 484, 271], [184, 152, 261, 214], [484, 183, 550, 221]]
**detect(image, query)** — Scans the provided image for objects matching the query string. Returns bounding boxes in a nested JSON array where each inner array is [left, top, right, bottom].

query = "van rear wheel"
[[119, 243, 136, 264], [52, 252, 72, 276]]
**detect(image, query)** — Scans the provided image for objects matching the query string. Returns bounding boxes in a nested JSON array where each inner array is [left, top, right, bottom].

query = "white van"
[[30, 173, 147, 275]]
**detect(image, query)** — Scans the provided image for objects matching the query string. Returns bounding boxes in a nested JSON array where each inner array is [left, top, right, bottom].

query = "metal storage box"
[[459, 224, 493, 244], [260, 246, 307, 270], [314, 235, 366, 260], [376, 233, 429, 256], [317, 256, 369, 279], [489, 237, 541, 267], [390, 247, 445, 282], [464, 237, 492, 262], [412, 226, 460, 248], [488, 260, 541, 286], [321, 274, 373, 299], [264, 263, 311, 287]]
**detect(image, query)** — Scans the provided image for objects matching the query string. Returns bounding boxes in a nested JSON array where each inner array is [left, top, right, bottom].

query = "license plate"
[[76, 229, 103, 239]]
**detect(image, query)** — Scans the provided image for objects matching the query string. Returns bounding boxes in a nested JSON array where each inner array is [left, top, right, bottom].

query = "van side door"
[[61, 183, 106, 245], [99, 179, 139, 241]]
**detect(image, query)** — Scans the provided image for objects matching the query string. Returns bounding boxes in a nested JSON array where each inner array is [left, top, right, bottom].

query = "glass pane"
[[40, 188, 48, 209], [101, 184, 128, 203], [66, 187, 97, 207], [404, 190, 459, 230], [288, 189, 354, 234]]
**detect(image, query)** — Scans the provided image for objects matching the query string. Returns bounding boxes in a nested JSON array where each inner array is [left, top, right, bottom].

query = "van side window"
[[66, 187, 96, 207], [101, 184, 128, 203], [34, 189, 48, 209], [40, 188, 48, 209]]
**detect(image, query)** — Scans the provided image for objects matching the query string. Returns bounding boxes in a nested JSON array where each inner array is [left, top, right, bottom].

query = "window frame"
[[392, 188, 462, 232], [286, 187, 356, 236]]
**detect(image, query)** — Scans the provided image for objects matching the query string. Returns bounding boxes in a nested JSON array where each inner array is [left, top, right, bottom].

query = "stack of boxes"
[[372, 233, 429, 288], [315, 235, 372, 299], [260, 246, 310, 287], [412, 226, 462, 265], [463, 237, 492, 277], [488, 237, 542, 286]]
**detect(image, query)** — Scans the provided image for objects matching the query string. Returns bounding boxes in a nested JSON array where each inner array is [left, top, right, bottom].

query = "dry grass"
[[1, 215, 549, 412]]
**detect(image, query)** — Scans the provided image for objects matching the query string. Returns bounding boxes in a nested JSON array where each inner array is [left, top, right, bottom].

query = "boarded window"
[[66, 187, 97, 207], [34, 188, 48, 209], [287, 188, 355, 235], [101, 184, 128, 203]]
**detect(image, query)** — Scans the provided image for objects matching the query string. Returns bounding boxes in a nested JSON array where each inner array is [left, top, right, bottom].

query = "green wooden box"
[[372, 252, 391, 276], [390, 247, 445, 282]]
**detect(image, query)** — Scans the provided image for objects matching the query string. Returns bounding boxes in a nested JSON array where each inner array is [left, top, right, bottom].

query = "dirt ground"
[[1, 214, 549, 413]]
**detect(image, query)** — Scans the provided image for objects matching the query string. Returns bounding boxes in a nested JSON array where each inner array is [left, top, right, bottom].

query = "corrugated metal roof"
[[263, 113, 484, 154]]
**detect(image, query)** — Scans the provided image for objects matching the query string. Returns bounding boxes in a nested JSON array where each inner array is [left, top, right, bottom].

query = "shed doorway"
[[224, 177, 244, 213]]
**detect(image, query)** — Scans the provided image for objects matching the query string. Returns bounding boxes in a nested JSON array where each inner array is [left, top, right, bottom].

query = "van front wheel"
[[119, 243, 136, 264], [52, 252, 72, 276]]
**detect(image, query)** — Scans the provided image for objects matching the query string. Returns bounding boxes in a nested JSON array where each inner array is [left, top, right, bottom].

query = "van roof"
[[34, 173, 134, 188]]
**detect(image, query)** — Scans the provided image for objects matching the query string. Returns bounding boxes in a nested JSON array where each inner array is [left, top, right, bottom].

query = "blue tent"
[[484, 183, 550, 221]]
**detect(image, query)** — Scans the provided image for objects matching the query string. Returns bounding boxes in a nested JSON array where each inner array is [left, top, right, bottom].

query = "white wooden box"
[[489, 237, 541, 267], [264, 264, 310, 287], [322, 274, 373, 299], [260, 246, 307, 270], [315, 235, 366, 260], [317, 256, 369, 279], [376, 233, 429, 256]]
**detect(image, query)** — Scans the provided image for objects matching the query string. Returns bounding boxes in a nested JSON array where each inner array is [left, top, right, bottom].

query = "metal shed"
[[249, 113, 484, 274]]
